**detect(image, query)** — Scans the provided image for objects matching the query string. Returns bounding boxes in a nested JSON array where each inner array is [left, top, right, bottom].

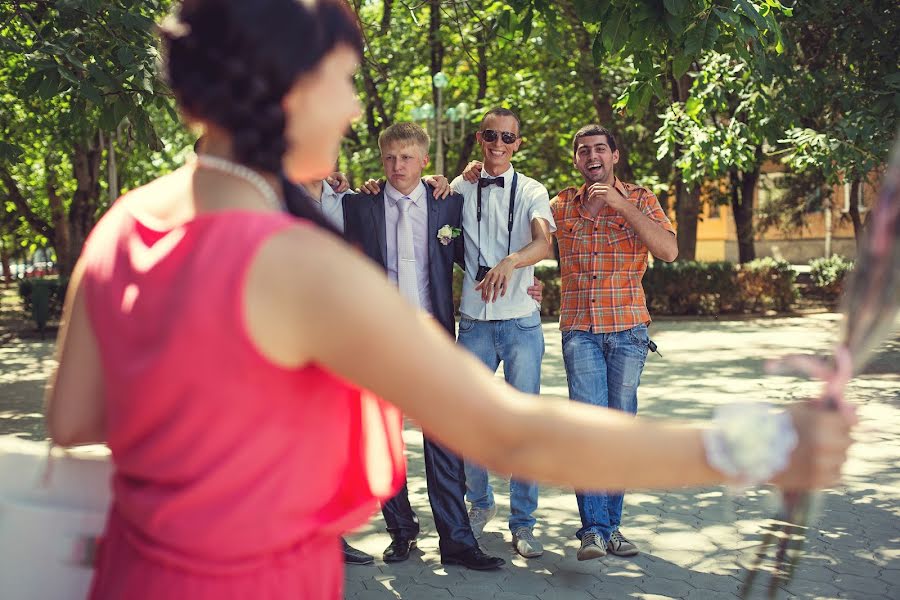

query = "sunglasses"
[[480, 129, 519, 144]]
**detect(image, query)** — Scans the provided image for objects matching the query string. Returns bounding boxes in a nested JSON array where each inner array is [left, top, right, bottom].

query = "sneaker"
[[607, 529, 639, 557], [467, 504, 497, 538], [512, 527, 543, 558], [576, 532, 607, 561]]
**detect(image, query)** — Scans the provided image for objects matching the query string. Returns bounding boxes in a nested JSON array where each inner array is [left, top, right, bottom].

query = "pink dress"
[[80, 201, 405, 599]]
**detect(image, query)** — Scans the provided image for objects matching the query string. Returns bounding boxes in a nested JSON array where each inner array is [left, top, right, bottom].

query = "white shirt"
[[384, 181, 433, 314], [451, 166, 555, 320], [313, 180, 346, 233]]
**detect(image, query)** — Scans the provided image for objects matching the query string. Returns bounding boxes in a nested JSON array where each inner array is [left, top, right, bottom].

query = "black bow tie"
[[479, 176, 505, 188]]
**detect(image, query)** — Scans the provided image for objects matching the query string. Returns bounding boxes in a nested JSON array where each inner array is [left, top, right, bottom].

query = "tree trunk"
[[674, 179, 700, 261], [731, 167, 758, 264], [0, 241, 11, 285], [848, 178, 863, 246], [670, 68, 698, 260], [429, 0, 447, 174], [557, 0, 633, 181], [62, 134, 103, 276], [453, 29, 488, 177]]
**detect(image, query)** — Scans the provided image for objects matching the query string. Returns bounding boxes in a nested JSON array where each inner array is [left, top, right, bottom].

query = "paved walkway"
[[1, 313, 898, 599]]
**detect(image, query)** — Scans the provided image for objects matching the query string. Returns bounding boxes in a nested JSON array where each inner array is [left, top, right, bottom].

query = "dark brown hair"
[[572, 124, 617, 155], [161, 0, 363, 173]]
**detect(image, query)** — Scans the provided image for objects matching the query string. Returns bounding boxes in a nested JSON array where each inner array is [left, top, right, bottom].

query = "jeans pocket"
[[458, 318, 474, 333], [627, 324, 649, 349], [514, 312, 542, 331]]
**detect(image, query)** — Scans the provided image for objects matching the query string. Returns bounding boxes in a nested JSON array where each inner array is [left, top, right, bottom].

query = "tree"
[[656, 52, 780, 263], [776, 0, 900, 243], [508, 0, 792, 259], [0, 0, 175, 276]]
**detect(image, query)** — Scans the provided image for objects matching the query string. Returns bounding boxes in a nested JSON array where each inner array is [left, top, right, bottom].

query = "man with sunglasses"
[[551, 124, 676, 561], [450, 107, 555, 560]]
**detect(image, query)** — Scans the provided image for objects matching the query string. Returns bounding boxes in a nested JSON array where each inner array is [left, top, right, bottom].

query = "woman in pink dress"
[[45, 1, 855, 598]]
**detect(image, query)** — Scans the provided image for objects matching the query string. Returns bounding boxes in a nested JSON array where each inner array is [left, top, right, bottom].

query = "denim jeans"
[[561, 324, 649, 541], [457, 311, 544, 532]]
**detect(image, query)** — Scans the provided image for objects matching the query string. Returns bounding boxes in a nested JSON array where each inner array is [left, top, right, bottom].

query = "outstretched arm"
[[245, 226, 851, 492]]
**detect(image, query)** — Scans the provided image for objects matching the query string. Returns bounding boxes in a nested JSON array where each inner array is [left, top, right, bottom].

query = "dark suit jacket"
[[343, 182, 463, 337]]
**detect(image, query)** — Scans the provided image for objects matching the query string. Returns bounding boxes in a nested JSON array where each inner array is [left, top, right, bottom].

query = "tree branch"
[[0, 164, 53, 237]]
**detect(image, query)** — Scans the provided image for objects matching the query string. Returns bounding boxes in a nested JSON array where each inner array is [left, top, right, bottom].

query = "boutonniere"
[[437, 224, 462, 246]]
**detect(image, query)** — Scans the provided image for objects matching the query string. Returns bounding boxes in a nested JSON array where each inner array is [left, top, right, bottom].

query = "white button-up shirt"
[[384, 181, 432, 313], [451, 166, 555, 320], [313, 180, 347, 233]]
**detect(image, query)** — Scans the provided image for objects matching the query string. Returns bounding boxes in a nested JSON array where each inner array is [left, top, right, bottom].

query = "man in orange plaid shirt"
[[550, 125, 677, 561]]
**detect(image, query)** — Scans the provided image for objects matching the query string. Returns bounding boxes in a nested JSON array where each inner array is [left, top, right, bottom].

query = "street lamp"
[[414, 72, 468, 175]]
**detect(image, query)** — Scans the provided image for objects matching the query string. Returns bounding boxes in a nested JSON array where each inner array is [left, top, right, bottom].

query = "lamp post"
[[413, 71, 469, 175]]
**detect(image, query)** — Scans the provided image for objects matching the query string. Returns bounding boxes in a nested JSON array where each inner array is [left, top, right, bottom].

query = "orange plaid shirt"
[[550, 179, 675, 333]]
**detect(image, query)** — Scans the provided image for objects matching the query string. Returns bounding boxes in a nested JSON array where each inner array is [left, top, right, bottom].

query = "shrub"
[[534, 265, 561, 317], [17, 277, 68, 327], [643, 259, 796, 315], [808, 255, 854, 299], [643, 260, 738, 315], [735, 258, 797, 312]]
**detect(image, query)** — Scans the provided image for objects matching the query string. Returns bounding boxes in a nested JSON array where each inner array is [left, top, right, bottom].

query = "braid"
[[160, 0, 362, 173], [162, 9, 289, 172]]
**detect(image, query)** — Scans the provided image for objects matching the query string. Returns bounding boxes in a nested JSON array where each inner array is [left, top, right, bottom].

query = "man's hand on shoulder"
[[423, 174, 451, 199], [461, 161, 482, 184], [356, 178, 383, 195], [326, 172, 350, 193]]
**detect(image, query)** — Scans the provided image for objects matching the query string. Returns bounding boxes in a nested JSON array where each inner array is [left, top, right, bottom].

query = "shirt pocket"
[[557, 217, 584, 248], [606, 216, 635, 249]]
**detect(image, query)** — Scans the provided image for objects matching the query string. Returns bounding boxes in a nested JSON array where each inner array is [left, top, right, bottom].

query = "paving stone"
[[636, 577, 696, 597], [686, 573, 742, 594], [350, 590, 401, 600], [448, 582, 501, 599], [394, 584, 454, 599], [828, 573, 889, 595], [683, 589, 740, 600], [495, 593, 541, 600]]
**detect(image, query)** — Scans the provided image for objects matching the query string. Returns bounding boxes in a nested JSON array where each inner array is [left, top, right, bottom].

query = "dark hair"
[[161, 0, 363, 173], [572, 124, 617, 154], [480, 107, 521, 132]]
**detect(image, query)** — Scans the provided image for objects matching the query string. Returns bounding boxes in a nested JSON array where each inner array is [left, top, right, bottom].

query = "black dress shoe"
[[383, 537, 417, 563], [441, 546, 505, 570], [342, 538, 374, 565]]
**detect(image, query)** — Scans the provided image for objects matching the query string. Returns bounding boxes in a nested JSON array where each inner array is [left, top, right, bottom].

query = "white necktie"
[[397, 197, 420, 307]]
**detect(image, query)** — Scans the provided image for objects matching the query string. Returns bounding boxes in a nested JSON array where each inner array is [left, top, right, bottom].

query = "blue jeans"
[[457, 311, 544, 532], [561, 325, 649, 541]]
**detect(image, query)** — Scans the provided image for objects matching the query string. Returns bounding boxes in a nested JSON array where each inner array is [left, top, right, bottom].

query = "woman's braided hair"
[[160, 0, 362, 173]]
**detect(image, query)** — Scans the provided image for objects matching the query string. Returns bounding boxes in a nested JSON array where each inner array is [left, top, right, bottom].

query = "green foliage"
[[655, 52, 775, 184], [775, 1, 899, 185], [1, 0, 180, 272], [808, 255, 854, 299]]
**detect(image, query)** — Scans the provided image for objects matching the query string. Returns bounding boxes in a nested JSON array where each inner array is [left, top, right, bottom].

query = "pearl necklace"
[[195, 154, 283, 211]]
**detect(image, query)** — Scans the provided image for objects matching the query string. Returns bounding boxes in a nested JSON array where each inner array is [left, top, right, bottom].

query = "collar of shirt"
[[479, 165, 515, 188], [385, 180, 426, 207]]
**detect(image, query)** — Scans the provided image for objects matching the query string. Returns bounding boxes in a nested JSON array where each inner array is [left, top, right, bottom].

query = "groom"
[[342, 122, 506, 570]]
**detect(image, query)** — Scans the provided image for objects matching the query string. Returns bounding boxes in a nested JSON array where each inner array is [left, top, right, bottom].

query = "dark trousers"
[[381, 435, 477, 556]]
